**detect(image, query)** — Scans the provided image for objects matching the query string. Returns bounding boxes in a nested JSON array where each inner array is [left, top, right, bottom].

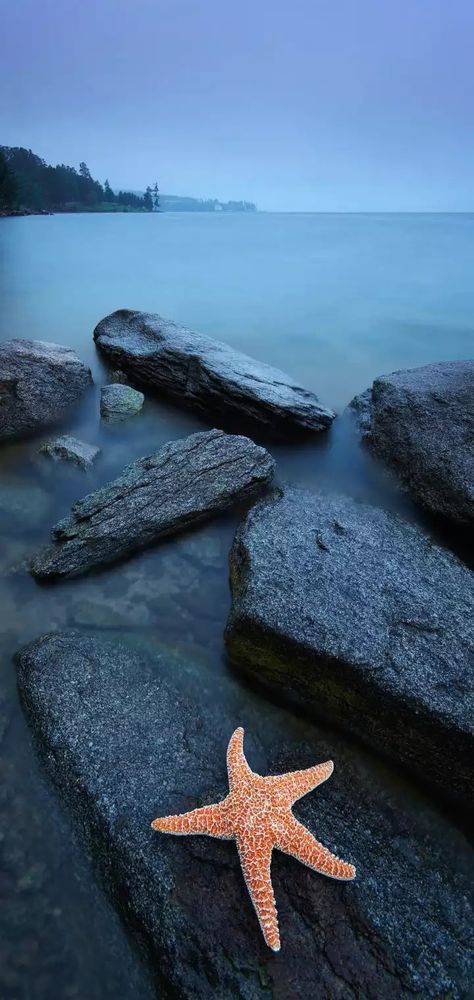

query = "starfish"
[[151, 727, 355, 951]]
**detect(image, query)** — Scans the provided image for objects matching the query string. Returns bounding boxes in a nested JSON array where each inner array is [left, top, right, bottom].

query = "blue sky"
[[1, 0, 473, 210]]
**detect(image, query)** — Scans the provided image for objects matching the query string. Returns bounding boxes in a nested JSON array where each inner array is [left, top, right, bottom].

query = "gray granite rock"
[[16, 631, 472, 1000], [225, 489, 474, 807], [0, 339, 92, 442], [40, 435, 101, 471], [93, 309, 335, 435], [100, 383, 144, 422], [30, 429, 275, 581], [108, 369, 129, 384], [349, 361, 474, 528]]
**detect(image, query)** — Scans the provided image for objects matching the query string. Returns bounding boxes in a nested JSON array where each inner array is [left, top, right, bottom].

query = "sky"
[[1, 0, 473, 211]]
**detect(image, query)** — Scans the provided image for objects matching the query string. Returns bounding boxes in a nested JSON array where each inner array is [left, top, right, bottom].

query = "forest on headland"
[[0, 146, 256, 215]]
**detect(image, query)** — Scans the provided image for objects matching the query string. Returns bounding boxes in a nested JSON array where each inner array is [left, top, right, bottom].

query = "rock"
[[16, 631, 472, 999], [0, 339, 92, 442], [0, 481, 51, 533], [39, 435, 101, 471], [100, 383, 144, 422], [108, 369, 129, 384], [225, 489, 474, 808], [30, 429, 275, 581], [349, 361, 474, 528], [93, 309, 335, 435]]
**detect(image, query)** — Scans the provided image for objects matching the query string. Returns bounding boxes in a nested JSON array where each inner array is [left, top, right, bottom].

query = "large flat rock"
[[225, 489, 474, 807], [16, 632, 472, 999], [93, 309, 335, 435], [0, 339, 92, 442], [349, 361, 474, 528], [30, 429, 275, 580]]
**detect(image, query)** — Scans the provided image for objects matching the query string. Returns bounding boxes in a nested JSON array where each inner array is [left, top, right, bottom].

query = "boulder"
[[30, 429, 275, 581], [349, 361, 474, 528], [93, 309, 335, 435], [16, 631, 472, 999], [100, 383, 144, 422], [39, 435, 101, 471], [0, 339, 92, 442], [225, 489, 474, 807]]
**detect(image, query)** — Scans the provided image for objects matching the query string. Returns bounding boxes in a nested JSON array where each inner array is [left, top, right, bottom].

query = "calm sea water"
[[0, 212, 472, 999]]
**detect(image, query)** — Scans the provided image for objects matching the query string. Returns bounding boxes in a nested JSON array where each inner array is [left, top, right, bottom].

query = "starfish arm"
[[269, 759, 334, 805], [237, 832, 281, 952], [276, 815, 356, 881], [151, 799, 232, 838], [226, 727, 253, 789]]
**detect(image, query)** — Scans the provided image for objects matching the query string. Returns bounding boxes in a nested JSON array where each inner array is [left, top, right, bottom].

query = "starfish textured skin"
[[151, 727, 356, 951]]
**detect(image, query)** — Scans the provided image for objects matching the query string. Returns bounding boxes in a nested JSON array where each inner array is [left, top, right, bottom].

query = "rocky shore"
[[94, 309, 335, 435], [16, 631, 473, 1000], [1, 315, 472, 999], [349, 361, 474, 530], [31, 429, 275, 580], [0, 339, 92, 441], [225, 489, 473, 807]]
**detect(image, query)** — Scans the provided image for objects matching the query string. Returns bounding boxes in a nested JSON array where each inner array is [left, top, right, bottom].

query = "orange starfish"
[[151, 727, 356, 951]]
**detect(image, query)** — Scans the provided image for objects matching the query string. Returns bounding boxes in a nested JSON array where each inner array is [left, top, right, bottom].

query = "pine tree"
[[104, 179, 114, 203], [144, 186, 153, 211], [0, 150, 18, 210]]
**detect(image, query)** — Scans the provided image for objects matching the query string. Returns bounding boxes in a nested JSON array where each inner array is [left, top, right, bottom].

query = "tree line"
[[0, 146, 159, 214]]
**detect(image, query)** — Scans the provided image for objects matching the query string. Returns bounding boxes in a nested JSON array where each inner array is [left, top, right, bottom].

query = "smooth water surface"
[[0, 212, 473, 998]]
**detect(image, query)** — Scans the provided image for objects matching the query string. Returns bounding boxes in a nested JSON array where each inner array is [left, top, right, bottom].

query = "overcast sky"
[[1, 0, 473, 211]]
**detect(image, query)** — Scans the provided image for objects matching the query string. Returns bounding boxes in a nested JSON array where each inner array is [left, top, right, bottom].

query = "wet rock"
[[30, 429, 275, 581], [225, 489, 474, 808], [0, 482, 51, 533], [16, 631, 472, 1000], [94, 309, 335, 435], [100, 384, 144, 422], [349, 361, 474, 528], [40, 435, 101, 471], [0, 339, 92, 442], [108, 369, 129, 384]]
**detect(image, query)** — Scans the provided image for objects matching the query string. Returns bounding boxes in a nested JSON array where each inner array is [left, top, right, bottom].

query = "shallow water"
[[0, 212, 473, 998]]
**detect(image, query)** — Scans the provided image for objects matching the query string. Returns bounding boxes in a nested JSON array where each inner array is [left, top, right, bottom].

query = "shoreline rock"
[[0, 339, 92, 443], [39, 435, 101, 471], [349, 361, 474, 529], [16, 631, 473, 999], [225, 489, 474, 808], [100, 383, 144, 422], [94, 309, 335, 435], [30, 429, 275, 580]]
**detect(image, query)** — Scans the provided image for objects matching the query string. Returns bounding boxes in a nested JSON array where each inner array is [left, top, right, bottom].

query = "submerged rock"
[[349, 361, 474, 528], [225, 489, 474, 808], [0, 339, 92, 442], [30, 429, 275, 581], [100, 383, 144, 422], [93, 309, 335, 435], [39, 435, 101, 471], [16, 631, 472, 999]]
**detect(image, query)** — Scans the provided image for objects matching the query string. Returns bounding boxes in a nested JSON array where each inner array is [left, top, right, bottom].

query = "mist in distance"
[[1, 0, 473, 212]]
